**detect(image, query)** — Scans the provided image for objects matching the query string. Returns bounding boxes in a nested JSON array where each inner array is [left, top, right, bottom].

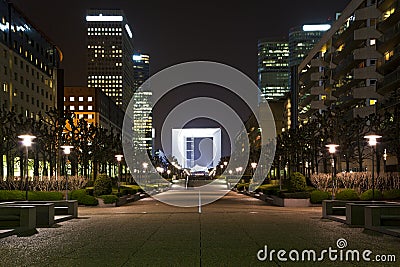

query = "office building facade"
[[289, 24, 332, 68], [132, 53, 153, 154], [64, 86, 124, 132], [0, 1, 62, 119], [257, 39, 290, 101], [86, 9, 135, 111]]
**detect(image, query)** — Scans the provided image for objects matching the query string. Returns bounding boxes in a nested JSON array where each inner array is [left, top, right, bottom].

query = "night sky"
[[10, 0, 350, 154]]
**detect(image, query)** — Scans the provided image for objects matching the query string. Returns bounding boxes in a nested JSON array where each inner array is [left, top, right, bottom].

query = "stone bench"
[[345, 201, 398, 226], [0, 206, 36, 236], [364, 205, 400, 237], [0, 202, 55, 227], [3, 200, 78, 221]]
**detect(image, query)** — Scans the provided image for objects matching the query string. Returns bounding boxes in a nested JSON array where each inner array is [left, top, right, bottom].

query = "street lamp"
[[364, 134, 382, 200], [115, 155, 123, 193], [383, 149, 387, 173], [18, 135, 36, 200], [167, 169, 171, 179], [250, 162, 257, 177], [326, 144, 338, 200], [61, 145, 73, 200]]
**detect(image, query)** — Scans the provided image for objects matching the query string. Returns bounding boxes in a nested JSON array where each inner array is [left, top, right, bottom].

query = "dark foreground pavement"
[[1, 190, 399, 267]]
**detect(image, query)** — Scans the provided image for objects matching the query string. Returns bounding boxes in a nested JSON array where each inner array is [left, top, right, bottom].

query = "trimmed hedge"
[[310, 190, 331, 204], [335, 189, 359, 201], [359, 189, 383, 201], [278, 191, 310, 199], [99, 195, 118, 204], [70, 189, 99, 206], [0, 190, 25, 201], [94, 174, 112, 196], [285, 172, 307, 192], [383, 189, 400, 200], [28, 191, 63, 201], [79, 195, 98, 206], [0, 190, 63, 201]]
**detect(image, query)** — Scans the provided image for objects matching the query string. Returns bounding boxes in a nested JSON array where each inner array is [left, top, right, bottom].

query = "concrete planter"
[[271, 195, 311, 207]]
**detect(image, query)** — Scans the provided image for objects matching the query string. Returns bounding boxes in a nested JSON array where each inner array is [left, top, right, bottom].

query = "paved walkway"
[[1, 190, 399, 267]]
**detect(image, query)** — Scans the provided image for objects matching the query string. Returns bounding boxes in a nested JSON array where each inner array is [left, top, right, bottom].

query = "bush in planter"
[[70, 189, 99, 206], [99, 194, 119, 204], [94, 174, 112, 196], [28, 191, 63, 201], [278, 191, 310, 199], [310, 190, 331, 204], [382, 189, 400, 200], [259, 185, 280, 196], [0, 190, 26, 201], [79, 194, 99, 206], [335, 189, 359, 201], [359, 189, 383, 201], [285, 172, 307, 192], [121, 187, 137, 195]]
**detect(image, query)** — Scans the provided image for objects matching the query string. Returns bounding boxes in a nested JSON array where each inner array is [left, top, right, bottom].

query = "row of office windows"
[[64, 105, 93, 111], [64, 96, 93, 102]]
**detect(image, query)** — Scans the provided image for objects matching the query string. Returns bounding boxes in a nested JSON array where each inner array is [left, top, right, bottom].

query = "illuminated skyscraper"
[[257, 39, 290, 101], [86, 9, 135, 111], [132, 53, 153, 155], [289, 23, 331, 68]]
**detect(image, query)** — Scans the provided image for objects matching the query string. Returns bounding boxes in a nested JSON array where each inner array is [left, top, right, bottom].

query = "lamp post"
[[61, 145, 73, 200], [364, 135, 381, 200], [18, 135, 36, 201], [383, 149, 387, 173], [115, 155, 123, 193], [326, 144, 338, 200], [250, 162, 257, 177], [167, 169, 171, 179]]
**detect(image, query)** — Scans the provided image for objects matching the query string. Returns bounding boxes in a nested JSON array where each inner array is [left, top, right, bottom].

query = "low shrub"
[[259, 185, 280, 196], [94, 174, 112, 196], [85, 187, 94, 196], [79, 195, 98, 206], [70, 189, 98, 206], [236, 183, 249, 191], [28, 191, 63, 201], [359, 189, 383, 201], [0, 190, 63, 201], [121, 187, 137, 195], [70, 189, 87, 200], [382, 189, 400, 200], [279, 191, 310, 199], [310, 190, 331, 204], [99, 195, 118, 204], [285, 172, 307, 192], [0, 190, 26, 201], [335, 189, 359, 201]]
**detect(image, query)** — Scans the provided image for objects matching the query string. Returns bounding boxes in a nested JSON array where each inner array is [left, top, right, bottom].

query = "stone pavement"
[[1, 190, 399, 267]]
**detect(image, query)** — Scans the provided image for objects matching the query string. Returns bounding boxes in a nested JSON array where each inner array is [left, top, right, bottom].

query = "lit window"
[[79, 96, 84, 101], [79, 106, 84, 111], [88, 96, 93, 102], [88, 114, 93, 119], [369, 99, 377, 106], [70, 106, 75, 111], [370, 39, 376, 46], [78, 114, 84, 119], [88, 106, 93, 111], [69, 96, 75, 101]]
